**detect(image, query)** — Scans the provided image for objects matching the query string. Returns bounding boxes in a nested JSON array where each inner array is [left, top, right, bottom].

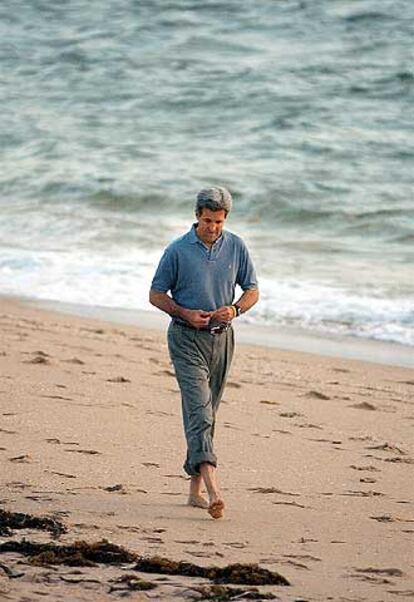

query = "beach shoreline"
[[7, 294, 414, 369], [0, 295, 413, 601]]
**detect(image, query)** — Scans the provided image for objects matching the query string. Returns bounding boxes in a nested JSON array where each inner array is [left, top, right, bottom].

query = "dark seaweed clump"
[[109, 573, 157, 593], [0, 539, 289, 586], [0, 509, 66, 538], [190, 584, 277, 600], [0, 539, 136, 567], [135, 556, 290, 586]]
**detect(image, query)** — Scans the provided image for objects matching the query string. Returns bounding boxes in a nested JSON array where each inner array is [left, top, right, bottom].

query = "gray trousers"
[[167, 321, 234, 476]]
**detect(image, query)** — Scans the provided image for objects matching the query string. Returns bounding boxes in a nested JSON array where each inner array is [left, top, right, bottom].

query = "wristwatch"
[[233, 304, 242, 317]]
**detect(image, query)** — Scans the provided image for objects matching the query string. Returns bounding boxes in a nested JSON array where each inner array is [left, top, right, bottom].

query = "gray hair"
[[195, 186, 233, 215]]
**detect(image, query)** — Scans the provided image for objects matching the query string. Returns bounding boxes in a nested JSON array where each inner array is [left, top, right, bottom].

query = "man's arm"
[[212, 287, 259, 322], [234, 287, 259, 314], [149, 289, 212, 329]]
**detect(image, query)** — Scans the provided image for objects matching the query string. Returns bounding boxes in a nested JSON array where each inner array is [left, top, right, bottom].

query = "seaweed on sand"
[[0, 509, 66, 538], [134, 556, 290, 586], [0, 539, 136, 567], [189, 584, 277, 600], [109, 574, 157, 593], [0, 539, 290, 586]]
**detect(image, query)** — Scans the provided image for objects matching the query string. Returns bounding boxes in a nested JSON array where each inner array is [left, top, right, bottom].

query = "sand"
[[0, 296, 413, 601]]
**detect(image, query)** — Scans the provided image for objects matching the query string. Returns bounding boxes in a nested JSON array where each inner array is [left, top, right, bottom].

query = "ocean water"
[[1, 0, 413, 346]]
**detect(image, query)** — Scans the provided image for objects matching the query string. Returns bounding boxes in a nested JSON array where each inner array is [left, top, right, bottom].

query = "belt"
[[174, 320, 230, 335]]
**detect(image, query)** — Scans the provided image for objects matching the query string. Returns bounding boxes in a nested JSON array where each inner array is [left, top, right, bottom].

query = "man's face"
[[196, 208, 226, 246]]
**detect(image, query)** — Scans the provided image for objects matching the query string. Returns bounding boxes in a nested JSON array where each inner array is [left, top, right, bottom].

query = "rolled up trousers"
[[167, 321, 234, 476]]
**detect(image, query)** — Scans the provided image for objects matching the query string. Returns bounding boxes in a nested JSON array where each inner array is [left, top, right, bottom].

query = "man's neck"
[[195, 226, 221, 248]]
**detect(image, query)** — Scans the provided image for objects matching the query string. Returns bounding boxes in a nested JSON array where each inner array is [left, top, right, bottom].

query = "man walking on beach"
[[149, 187, 259, 519]]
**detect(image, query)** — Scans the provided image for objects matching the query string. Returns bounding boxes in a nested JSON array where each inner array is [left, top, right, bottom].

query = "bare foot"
[[187, 494, 209, 509], [208, 498, 225, 519]]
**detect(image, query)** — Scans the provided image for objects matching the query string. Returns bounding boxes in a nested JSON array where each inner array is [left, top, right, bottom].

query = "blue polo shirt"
[[151, 224, 258, 311]]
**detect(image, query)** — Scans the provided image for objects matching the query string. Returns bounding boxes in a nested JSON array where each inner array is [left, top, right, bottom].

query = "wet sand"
[[0, 296, 413, 601]]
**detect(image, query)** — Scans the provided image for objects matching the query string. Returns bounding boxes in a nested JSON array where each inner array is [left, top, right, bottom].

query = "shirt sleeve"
[[150, 246, 177, 293], [236, 240, 258, 290]]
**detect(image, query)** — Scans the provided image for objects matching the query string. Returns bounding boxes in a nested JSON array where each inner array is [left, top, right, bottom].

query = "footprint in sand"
[[25, 353, 50, 365], [223, 542, 247, 549], [103, 484, 128, 494], [279, 559, 310, 571], [366, 442, 406, 455], [370, 515, 395, 523], [81, 327, 105, 335], [249, 487, 299, 496], [41, 394, 73, 401], [149, 357, 163, 365], [384, 456, 414, 464], [107, 376, 131, 383], [9, 454, 31, 463], [46, 439, 79, 446], [279, 411, 302, 418], [117, 525, 142, 533], [49, 471, 77, 479], [283, 553, 321, 563], [273, 500, 307, 509], [371, 514, 414, 524], [6, 481, 29, 490], [350, 567, 404, 585], [310, 438, 341, 445], [342, 490, 384, 498], [185, 550, 214, 558], [260, 400, 280, 406], [157, 369, 175, 378], [223, 422, 239, 430], [65, 449, 101, 455], [350, 401, 377, 411], [62, 357, 85, 365], [142, 536, 164, 544], [226, 381, 242, 389], [25, 494, 54, 502], [297, 423, 324, 430], [305, 390, 331, 400]]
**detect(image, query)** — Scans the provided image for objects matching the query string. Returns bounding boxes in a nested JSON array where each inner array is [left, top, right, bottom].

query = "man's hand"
[[211, 306, 234, 323], [149, 291, 213, 329], [182, 309, 212, 329]]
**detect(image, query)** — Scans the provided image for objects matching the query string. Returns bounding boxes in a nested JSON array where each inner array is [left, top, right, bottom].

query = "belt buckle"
[[209, 323, 228, 335]]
